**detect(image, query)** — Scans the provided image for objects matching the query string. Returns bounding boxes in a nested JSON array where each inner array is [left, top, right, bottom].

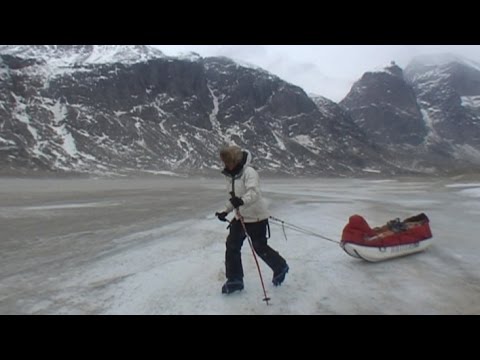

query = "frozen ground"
[[1, 175, 479, 315]]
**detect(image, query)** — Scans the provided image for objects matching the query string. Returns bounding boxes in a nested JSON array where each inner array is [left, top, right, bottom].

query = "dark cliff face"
[[340, 64, 427, 146], [339, 59, 480, 173], [405, 60, 480, 147]]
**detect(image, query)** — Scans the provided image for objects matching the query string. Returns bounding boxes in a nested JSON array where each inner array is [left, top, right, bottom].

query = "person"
[[215, 145, 289, 294]]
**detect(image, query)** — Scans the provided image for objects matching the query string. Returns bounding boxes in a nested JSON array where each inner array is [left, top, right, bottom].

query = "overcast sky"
[[152, 45, 480, 102]]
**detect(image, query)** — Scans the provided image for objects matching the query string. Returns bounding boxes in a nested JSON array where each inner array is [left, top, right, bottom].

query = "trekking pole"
[[229, 189, 270, 305], [236, 209, 271, 305]]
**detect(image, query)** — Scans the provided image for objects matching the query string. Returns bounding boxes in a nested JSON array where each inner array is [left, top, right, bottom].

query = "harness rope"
[[269, 216, 340, 244]]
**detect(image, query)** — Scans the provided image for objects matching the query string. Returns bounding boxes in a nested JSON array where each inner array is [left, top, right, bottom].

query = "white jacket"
[[219, 151, 269, 223]]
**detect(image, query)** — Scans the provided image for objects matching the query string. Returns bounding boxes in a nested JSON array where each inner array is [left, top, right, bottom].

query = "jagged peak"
[[366, 61, 404, 79], [384, 61, 403, 77]]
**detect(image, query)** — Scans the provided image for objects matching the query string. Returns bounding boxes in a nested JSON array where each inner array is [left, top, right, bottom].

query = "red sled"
[[340, 213, 433, 262]]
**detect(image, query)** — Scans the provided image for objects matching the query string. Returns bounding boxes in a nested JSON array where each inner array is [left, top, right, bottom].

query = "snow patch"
[[452, 144, 480, 164], [0, 136, 15, 145], [0, 136, 16, 150], [458, 188, 480, 198], [420, 108, 441, 144], [362, 168, 381, 173], [24, 202, 121, 211], [207, 85, 221, 130], [50, 100, 67, 124], [60, 131, 78, 157], [293, 135, 320, 155], [446, 183, 480, 188], [461, 96, 480, 109], [272, 131, 286, 150], [140, 170, 187, 177]]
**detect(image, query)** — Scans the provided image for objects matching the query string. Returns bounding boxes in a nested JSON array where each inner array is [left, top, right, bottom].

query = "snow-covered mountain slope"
[[0, 45, 166, 66], [0, 49, 400, 176], [1, 47, 479, 176]]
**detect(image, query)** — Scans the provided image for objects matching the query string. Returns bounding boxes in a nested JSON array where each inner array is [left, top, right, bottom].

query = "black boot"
[[221, 279, 244, 294], [272, 265, 289, 286]]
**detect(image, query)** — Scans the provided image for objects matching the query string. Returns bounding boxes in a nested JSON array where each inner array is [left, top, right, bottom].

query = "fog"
[[153, 45, 480, 101]]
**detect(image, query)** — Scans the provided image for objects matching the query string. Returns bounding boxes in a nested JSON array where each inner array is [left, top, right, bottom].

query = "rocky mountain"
[[340, 63, 427, 146], [340, 58, 480, 173], [404, 56, 480, 164], [0, 45, 399, 177], [1, 46, 479, 177]]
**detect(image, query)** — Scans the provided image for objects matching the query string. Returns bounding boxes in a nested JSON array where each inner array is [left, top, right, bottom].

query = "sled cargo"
[[340, 213, 433, 262]]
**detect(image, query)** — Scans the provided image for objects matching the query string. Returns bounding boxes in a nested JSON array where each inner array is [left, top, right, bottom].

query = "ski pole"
[[235, 208, 271, 305]]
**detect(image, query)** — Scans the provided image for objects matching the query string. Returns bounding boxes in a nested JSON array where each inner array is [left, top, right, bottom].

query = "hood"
[[222, 150, 252, 179]]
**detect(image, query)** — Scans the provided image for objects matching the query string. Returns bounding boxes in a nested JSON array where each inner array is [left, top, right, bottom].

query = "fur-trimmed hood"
[[221, 150, 252, 179]]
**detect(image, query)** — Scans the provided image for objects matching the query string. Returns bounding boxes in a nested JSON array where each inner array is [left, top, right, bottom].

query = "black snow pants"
[[225, 218, 287, 280]]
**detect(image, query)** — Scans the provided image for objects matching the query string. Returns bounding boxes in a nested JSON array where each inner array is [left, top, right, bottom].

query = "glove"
[[215, 211, 228, 222], [229, 196, 244, 208]]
